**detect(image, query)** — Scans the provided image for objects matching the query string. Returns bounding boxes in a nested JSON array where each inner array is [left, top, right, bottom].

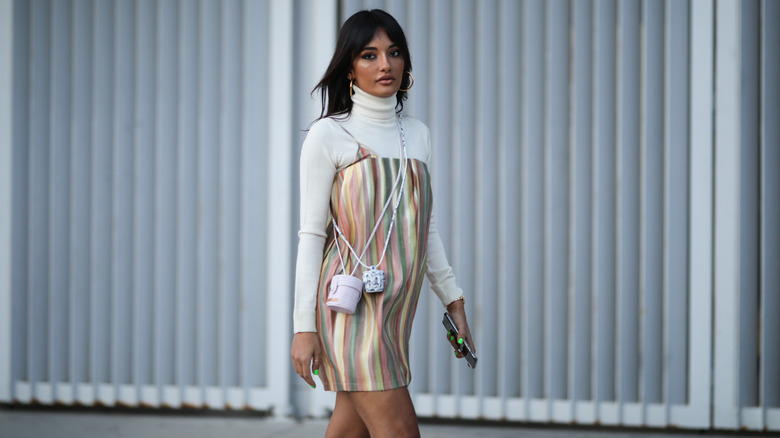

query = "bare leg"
[[345, 386, 420, 438], [325, 392, 370, 438]]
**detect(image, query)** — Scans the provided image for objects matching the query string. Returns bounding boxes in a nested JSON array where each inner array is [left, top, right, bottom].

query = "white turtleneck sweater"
[[293, 86, 463, 333]]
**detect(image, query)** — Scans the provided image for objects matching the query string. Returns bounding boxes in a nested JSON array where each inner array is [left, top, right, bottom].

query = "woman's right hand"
[[290, 332, 322, 388], [445, 299, 476, 363]]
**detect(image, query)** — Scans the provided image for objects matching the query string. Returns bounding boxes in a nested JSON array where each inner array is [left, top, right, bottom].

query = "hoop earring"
[[399, 71, 414, 91], [349, 78, 354, 96]]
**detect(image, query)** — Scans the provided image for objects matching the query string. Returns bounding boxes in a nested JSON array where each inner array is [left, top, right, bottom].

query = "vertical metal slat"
[[266, 0, 295, 417], [0, 0, 14, 405], [49, 0, 72, 404], [29, 0, 52, 402], [544, 0, 570, 409], [760, 0, 780, 415], [240, 0, 269, 398], [570, 0, 593, 412], [133, 0, 156, 403], [737, 0, 760, 410], [69, 0, 93, 401], [403, 0, 428, 121], [154, 0, 178, 404], [111, 0, 135, 398], [497, 0, 523, 404], [176, 0, 198, 400], [592, 0, 617, 411], [640, 0, 664, 407], [196, 0, 220, 402], [218, 0, 242, 403], [476, 0, 499, 404], [615, 0, 640, 410], [663, 0, 690, 408], [521, 0, 545, 416], [686, 0, 715, 428], [90, 0, 114, 402], [713, 0, 741, 428], [10, 0, 31, 400]]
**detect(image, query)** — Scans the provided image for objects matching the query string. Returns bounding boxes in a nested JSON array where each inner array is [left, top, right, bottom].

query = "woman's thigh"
[[345, 386, 420, 438], [325, 392, 370, 438]]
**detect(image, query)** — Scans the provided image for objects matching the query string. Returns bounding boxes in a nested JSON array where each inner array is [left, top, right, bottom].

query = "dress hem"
[[320, 380, 412, 393]]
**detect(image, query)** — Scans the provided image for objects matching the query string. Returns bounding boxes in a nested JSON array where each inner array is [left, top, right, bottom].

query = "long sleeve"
[[293, 121, 339, 333], [425, 214, 464, 306], [420, 126, 463, 306]]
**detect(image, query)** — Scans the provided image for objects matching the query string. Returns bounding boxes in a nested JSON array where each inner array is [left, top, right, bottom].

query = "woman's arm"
[[425, 214, 464, 305], [291, 120, 341, 388], [425, 218, 477, 357], [421, 122, 476, 358], [293, 121, 339, 333]]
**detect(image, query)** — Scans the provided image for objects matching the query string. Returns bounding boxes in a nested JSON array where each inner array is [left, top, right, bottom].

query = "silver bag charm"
[[362, 266, 386, 293]]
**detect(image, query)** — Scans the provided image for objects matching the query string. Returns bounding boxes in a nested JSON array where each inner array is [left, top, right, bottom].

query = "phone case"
[[442, 313, 478, 369]]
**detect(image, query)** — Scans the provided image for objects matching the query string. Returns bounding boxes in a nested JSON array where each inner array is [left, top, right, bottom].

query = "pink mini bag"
[[326, 274, 364, 314]]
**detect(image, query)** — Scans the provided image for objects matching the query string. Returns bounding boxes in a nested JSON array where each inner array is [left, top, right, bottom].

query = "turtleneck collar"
[[351, 85, 398, 121]]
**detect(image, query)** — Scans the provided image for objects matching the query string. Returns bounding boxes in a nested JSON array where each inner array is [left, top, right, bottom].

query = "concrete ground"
[[0, 407, 772, 438]]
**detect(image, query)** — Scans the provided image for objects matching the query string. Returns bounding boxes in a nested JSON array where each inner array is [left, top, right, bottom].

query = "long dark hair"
[[313, 9, 413, 119]]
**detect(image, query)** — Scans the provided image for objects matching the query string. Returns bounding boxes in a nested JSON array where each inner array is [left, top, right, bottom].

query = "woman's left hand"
[[445, 299, 476, 362]]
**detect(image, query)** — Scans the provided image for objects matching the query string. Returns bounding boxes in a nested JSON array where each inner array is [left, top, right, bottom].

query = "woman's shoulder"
[[399, 114, 430, 134], [303, 116, 356, 149], [398, 115, 432, 163], [306, 116, 347, 137], [400, 115, 431, 147], [301, 116, 360, 168]]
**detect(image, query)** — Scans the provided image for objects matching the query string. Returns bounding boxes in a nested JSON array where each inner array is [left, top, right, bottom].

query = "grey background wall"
[[0, 0, 778, 431]]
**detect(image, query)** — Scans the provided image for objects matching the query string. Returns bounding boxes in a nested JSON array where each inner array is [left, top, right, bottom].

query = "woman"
[[290, 9, 475, 438]]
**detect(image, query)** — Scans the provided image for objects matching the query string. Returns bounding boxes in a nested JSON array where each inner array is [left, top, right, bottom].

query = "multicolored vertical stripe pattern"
[[316, 146, 433, 392]]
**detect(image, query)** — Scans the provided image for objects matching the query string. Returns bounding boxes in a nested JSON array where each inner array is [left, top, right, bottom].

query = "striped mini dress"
[[315, 141, 432, 392]]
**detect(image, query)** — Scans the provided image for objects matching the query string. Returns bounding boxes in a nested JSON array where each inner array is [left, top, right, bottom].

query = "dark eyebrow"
[[360, 44, 399, 52]]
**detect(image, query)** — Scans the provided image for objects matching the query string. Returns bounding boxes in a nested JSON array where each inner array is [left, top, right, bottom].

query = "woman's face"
[[350, 28, 405, 98]]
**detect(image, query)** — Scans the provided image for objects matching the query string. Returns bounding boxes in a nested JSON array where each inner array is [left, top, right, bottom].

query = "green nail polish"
[[450, 336, 455, 341], [314, 369, 319, 375], [454, 351, 459, 357], [458, 338, 464, 345], [310, 384, 315, 388]]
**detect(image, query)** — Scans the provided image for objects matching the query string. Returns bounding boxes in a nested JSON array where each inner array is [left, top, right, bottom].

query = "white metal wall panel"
[[687, 0, 714, 428], [0, 0, 14, 406], [332, 0, 776, 430], [570, 0, 593, 416], [4, 0, 780, 431], [760, 0, 780, 428], [5, 0, 333, 413], [714, 0, 742, 428], [713, 0, 780, 431], [641, 0, 664, 412]]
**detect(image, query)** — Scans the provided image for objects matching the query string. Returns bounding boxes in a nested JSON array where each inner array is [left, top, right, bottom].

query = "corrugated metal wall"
[[3, 0, 779, 431], [6, 0, 337, 412], [381, 0, 704, 426], [712, 0, 780, 430]]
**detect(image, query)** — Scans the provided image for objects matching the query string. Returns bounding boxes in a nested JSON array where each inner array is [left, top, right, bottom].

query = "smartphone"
[[442, 312, 478, 369]]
